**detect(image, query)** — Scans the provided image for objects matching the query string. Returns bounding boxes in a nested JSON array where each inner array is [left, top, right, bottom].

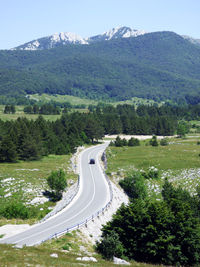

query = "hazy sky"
[[1, 0, 200, 49]]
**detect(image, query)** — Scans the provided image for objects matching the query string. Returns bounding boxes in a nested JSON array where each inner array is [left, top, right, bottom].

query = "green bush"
[[149, 135, 159, 146], [160, 138, 169, 146], [128, 137, 140, 146], [96, 230, 125, 260], [119, 171, 147, 200], [47, 169, 67, 201], [1, 202, 29, 219]]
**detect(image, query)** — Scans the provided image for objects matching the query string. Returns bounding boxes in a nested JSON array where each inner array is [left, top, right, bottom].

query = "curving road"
[[0, 143, 110, 246]]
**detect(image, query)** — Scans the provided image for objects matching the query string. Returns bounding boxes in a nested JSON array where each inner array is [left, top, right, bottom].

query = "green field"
[[29, 93, 158, 107], [0, 232, 156, 267], [29, 93, 99, 106], [0, 154, 77, 225], [0, 94, 161, 122], [0, 105, 61, 121], [106, 136, 200, 198], [107, 138, 200, 173]]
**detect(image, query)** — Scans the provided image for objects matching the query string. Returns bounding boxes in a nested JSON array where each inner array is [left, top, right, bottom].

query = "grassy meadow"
[[0, 105, 61, 121], [29, 93, 159, 107], [0, 154, 77, 225], [106, 135, 200, 198], [107, 137, 200, 173], [0, 230, 157, 267]]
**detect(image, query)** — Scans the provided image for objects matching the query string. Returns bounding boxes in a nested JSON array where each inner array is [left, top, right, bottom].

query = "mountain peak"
[[50, 32, 87, 45], [13, 26, 147, 50], [88, 26, 147, 43], [103, 26, 146, 39]]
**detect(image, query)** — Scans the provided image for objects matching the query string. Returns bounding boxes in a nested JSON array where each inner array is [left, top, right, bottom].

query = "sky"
[[0, 0, 200, 49]]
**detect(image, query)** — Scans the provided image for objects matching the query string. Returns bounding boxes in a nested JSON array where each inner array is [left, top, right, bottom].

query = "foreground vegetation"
[[97, 134, 200, 265], [0, 154, 76, 225], [97, 178, 200, 266], [96, 135, 200, 266], [0, 232, 156, 267]]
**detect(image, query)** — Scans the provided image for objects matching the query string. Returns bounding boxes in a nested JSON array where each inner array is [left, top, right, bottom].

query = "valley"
[[0, 23, 200, 266]]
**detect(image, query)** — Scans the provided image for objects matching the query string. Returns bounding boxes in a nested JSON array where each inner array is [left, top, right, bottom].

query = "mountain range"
[[13, 26, 200, 51], [1, 27, 200, 104], [13, 26, 147, 50]]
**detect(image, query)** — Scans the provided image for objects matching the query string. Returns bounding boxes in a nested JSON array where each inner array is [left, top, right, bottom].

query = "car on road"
[[89, 158, 95, 164]]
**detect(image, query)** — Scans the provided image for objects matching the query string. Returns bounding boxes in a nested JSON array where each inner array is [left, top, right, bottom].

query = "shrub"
[[160, 138, 169, 146], [149, 135, 159, 146], [128, 137, 140, 146], [96, 231, 125, 260], [47, 169, 67, 201], [119, 171, 147, 200], [1, 202, 29, 219], [115, 136, 123, 147]]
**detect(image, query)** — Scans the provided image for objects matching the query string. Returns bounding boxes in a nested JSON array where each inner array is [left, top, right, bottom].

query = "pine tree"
[[0, 136, 18, 162]]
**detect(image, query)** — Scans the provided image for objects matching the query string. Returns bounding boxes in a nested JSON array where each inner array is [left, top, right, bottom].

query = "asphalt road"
[[0, 143, 110, 246]]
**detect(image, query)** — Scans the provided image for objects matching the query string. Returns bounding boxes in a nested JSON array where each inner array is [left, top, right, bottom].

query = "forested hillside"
[[1, 31, 200, 104]]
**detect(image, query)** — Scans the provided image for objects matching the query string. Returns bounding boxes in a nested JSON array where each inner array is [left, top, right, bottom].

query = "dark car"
[[89, 158, 95, 164]]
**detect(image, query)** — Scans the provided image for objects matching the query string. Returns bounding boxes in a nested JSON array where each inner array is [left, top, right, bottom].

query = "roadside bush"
[[119, 171, 147, 200], [96, 230, 125, 260], [47, 169, 67, 201], [1, 202, 29, 219]]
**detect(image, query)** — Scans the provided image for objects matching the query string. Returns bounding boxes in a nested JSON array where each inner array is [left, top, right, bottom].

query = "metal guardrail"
[[40, 150, 113, 244]]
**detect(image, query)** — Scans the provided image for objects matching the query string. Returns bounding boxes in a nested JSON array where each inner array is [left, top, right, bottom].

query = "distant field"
[[29, 93, 99, 106], [107, 137, 200, 172], [29, 93, 158, 107], [0, 105, 61, 121], [0, 94, 160, 121]]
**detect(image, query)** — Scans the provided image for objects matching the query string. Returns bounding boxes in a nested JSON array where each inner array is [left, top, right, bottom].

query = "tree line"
[[24, 103, 61, 115], [1, 103, 199, 163]]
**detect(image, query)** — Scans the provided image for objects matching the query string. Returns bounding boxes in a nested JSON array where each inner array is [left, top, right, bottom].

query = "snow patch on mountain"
[[88, 26, 147, 43], [50, 32, 87, 45], [102, 26, 146, 40], [13, 26, 147, 51]]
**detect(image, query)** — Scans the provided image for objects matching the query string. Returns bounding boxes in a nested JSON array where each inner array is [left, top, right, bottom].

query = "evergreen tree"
[[0, 136, 18, 162], [149, 135, 159, 146], [128, 137, 140, 146]]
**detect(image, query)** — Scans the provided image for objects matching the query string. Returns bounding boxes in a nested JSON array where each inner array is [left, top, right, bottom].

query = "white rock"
[[113, 256, 130, 265], [4, 192, 12, 198], [50, 253, 58, 258], [1, 178, 15, 183], [29, 197, 48, 205], [76, 256, 97, 262]]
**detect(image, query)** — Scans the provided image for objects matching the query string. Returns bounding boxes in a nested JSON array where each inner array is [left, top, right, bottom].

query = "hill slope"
[[1, 31, 200, 103]]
